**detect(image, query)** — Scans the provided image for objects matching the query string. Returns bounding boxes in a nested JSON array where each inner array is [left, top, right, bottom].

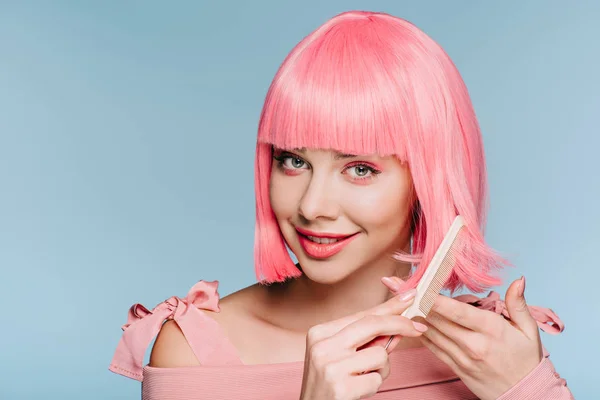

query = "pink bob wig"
[[253, 10, 509, 293]]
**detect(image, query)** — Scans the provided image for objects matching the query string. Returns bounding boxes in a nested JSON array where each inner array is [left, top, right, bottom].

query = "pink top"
[[109, 280, 574, 399]]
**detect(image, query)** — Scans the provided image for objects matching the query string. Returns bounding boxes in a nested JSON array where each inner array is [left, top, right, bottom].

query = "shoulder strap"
[[108, 280, 242, 381]]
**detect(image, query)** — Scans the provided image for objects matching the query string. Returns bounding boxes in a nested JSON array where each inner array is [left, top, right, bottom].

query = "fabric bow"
[[109, 280, 221, 381]]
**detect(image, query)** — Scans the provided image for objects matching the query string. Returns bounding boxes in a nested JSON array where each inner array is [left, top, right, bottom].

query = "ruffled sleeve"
[[108, 280, 241, 382], [456, 291, 573, 399]]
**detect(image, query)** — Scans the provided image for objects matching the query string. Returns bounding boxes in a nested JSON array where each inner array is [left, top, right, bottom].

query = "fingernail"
[[382, 277, 402, 292], [519, 276, 526, 297], [412, 321, 428, 332], [398, 288, 417, 301], [391, 276, 405, 285]]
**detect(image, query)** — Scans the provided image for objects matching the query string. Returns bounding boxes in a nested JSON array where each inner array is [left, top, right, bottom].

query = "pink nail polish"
[[399, 288, 417, 301], [392, 276, 405, 285], [382, 277, 401, 292], [413, 321, 428, 332]]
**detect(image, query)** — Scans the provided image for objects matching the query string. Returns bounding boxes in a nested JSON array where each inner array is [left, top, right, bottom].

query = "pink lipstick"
[[295, 227, 359, 259]]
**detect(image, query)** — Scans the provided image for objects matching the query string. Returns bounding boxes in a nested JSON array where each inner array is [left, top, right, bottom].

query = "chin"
[[295, 256, 359, 285]]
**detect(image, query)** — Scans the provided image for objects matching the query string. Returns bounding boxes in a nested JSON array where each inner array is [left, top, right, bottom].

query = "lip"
[[296, 229, 359, 259], [295, 226, 355, 239]]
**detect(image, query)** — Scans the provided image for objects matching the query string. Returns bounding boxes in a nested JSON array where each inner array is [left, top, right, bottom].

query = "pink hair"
[[253, 10, 509, 292]]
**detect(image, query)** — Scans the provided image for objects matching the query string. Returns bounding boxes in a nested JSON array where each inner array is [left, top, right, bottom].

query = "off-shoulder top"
[[109, 280, 573, 399]]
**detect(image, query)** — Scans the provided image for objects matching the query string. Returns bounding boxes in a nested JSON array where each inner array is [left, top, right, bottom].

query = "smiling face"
[[269, 147, 414, 284]]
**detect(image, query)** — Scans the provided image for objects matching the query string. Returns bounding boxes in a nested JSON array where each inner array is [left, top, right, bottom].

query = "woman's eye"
[[288, 157, 305, 169], [352, 165, 370, 177], [346, 164, 379, 179], [343, 163, 382, 182], [273, 152, 307, 170], [273, 152, 380, 181]]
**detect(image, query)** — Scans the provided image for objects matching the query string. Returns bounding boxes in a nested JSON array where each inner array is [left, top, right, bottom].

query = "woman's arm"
[[497, 353, 574, 400]]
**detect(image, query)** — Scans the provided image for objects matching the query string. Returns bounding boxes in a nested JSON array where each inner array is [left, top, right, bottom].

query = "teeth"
[[306, 235, 341, 244]]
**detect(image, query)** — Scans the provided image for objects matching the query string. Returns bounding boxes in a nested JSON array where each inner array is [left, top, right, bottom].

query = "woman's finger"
[[421, 324, 471, 369], [309, 289, 417, 343], [344, 372, 384, 399], [359, 333, 402, 353], [343, 345, 390, 377], [332, 314, 427, 350], [381, 276, 408, 294], [504, 277, 539, 340], [420, 334, 459, 372], [426, 311, 477, 348], [430, 294, 495, 332]]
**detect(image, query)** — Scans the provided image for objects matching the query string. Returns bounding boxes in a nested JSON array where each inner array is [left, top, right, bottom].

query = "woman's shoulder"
[[109, 279, 252, 381], [150, 281, 265, 368], [149, 319, 201, 368]]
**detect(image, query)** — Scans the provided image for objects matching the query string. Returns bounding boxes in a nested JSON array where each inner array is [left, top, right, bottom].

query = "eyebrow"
[[334, 153, 357, 159], [294, 148, 357, 160]]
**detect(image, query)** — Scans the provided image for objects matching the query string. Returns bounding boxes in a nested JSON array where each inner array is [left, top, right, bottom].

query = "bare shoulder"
[[148, 283, 266, 368], [149, 320, 201, 368], [209, 283, 265, 328]]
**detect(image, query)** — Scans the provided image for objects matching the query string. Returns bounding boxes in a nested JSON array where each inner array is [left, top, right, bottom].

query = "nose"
[[298, 173, 340, 222]]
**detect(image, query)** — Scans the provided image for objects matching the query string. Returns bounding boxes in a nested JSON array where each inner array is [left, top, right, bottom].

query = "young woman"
[[109, 11, 572, 399]]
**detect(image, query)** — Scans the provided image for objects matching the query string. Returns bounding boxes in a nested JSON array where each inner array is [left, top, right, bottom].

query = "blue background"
[[1, 1, 597, 398]]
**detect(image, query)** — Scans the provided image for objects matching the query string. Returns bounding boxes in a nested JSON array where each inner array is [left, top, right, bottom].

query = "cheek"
[[345, 180, 412, 230], [269, 173, 301, 218]]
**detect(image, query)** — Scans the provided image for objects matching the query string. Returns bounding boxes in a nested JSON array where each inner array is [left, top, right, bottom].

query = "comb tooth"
[[388, 217, 463, 348], [418, 247, 459, 316]]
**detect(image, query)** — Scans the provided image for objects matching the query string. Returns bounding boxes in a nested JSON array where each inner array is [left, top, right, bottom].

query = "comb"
[[384, 215, 465, 350]]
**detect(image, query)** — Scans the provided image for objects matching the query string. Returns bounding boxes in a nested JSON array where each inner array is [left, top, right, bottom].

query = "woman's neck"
[[260, 257, 413, 334]]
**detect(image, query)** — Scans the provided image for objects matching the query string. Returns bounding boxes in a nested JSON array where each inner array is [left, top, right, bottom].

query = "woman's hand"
[[299, 287, 428, 400], [396, 276, 542, 400]]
